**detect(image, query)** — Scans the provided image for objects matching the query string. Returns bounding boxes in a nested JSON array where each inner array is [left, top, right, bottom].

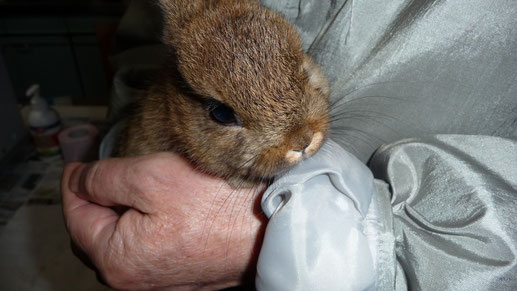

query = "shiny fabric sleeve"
[[255, 140, 388, 291], [257, 135, 517, 290], [370, 135, 517, 291]]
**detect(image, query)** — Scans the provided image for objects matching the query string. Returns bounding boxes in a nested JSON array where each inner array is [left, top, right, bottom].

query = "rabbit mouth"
[[285, 131, 324, 164], [227, 138, 325, 185]]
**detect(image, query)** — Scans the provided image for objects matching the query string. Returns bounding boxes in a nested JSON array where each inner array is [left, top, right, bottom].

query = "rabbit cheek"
[[254, 144, 290, 177]]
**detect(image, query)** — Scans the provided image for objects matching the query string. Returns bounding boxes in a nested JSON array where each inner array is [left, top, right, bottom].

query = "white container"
[[26, 84, 62, 158]]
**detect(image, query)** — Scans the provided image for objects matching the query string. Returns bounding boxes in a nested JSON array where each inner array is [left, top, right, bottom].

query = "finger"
[[61, 162, 119, 255], [68, 157, 153, 213], [61, 162, 89, 218]]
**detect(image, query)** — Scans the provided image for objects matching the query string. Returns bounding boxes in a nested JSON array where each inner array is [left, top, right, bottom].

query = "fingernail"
[[69, 163, 86, 193]]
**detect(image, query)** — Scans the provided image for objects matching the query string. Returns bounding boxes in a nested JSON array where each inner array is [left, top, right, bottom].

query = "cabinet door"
[[0, 36, 83, 103], [72, 35, 109, 104]]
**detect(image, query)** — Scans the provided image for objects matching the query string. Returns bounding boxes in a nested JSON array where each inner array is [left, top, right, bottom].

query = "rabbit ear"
[[157, 0, 200, 17], [159, 0, 262, 45], [302, 54, 329, 97], [157, 0, 178, 22], [158, 0, 206, 43], [157, 0, 179, 43], [158, 0, 232, 25]]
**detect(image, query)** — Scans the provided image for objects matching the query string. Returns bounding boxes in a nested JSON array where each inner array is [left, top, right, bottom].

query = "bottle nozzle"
[[27, 84, 47, 110], [26, 84, 40, 98]]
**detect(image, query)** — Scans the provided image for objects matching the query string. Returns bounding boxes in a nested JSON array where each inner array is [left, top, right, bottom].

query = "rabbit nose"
[[291, 126, 314, 153], [285, 127, 324, 163]]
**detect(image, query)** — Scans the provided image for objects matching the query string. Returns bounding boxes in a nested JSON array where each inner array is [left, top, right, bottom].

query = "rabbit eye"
[[208, 101, 240, 126]]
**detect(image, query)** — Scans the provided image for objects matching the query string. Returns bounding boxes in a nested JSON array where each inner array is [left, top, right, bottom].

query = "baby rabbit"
[[118, 0, 330, 187]]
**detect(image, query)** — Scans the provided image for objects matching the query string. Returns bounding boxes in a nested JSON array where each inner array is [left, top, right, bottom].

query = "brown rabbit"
[[118, 0, 330, 187]]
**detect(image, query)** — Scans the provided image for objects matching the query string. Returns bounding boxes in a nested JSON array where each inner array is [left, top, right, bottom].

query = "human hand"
[[61, 152, 266, 290]]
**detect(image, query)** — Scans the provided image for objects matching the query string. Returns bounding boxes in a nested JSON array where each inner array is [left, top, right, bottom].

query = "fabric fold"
[[370, 135, 517, 291], [256, 140, 385, 291]]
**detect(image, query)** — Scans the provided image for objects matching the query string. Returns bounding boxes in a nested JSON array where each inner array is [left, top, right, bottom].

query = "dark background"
[[0, 0, 126, 106]]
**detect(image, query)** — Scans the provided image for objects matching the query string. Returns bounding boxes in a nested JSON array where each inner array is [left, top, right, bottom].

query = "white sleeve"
[[256, 139, 380, 291]]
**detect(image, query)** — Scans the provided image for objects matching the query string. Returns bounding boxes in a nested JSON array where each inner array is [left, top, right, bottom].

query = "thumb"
[[67, 157, 155, 214]]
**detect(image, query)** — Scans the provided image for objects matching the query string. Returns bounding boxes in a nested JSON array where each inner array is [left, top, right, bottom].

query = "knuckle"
[[101, 269, 131, 289], [129, 163, 157, 193], [98, 256, 135, 290], [142, 152, 178, 173], [131, 153, 178, 187]]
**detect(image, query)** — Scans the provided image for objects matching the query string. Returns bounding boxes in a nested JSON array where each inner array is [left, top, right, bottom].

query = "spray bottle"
[[26, 84, 62, 158]]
